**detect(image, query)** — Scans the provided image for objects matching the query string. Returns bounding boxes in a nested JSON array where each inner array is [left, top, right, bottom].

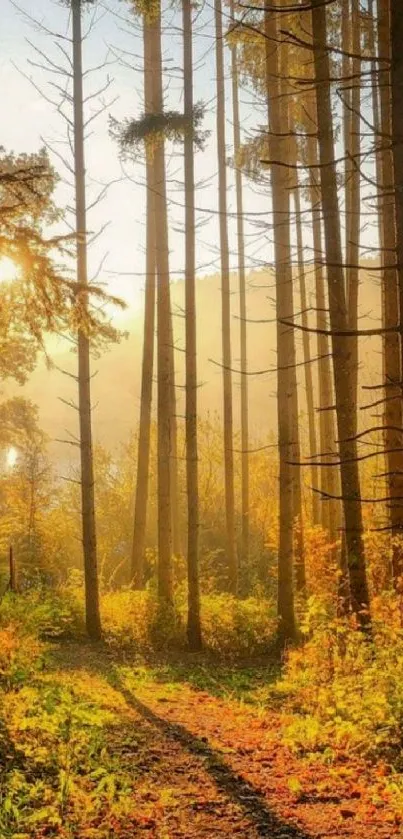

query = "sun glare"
[[6, 447, 18, 469], [0, 257, 20, 284]]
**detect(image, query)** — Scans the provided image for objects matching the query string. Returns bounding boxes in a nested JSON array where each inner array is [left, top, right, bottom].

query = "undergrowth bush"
[[0, 592, 139, 837], [100, 589, 276, 657], [2, 585, 277, 658], [0, 658, 136, 836], [279, 594, 403, 765], [101, 589, 184, 651], [0, 588, 83, 690], [0, 588, 83, 640], [190, 594, 277, 656]]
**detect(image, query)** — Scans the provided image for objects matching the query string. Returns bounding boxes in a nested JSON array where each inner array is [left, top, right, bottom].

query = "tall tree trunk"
[[168, 311, 181, 557], [131, 19, 156, 588], [183, 0, 202, 650], [390, 0, 403, 584], [378, 0, 402, 581], [150, 4, 172, 603], [345, 0, 361, 436], [368, 0, 386, 395], [307, 135, 340, 540], [214, 0, 237, 594], [368, 0, 383, 262], [230, 0, 249, 574], [293, 174, 320, 527], [72, 0, 101, 640], [311, 0, 370, 623], [280, 48, 305, 594], [265, 9, 296, 641], [342, 0, 352, 260]]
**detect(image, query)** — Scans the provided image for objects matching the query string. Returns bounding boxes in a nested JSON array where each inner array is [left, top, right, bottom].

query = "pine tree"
[[229, 0, 249, 573], [72, 0, 101, 640], [311, 0, 370, 624], [265, 6, 296, 641], [131, 17, 157, 589], [183, 0, 202, 650], [214, 0, 237, 594]]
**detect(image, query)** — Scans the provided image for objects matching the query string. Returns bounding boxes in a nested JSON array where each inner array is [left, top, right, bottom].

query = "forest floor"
[[16, 641, 398, 839]]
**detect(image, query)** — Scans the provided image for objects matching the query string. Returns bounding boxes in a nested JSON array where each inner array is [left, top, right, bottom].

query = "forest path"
[[44, 643, 398, 839]]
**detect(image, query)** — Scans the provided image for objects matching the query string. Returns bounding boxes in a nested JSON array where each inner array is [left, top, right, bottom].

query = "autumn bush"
[[59, 585, 277, 657], [187, 593, 277, 657], [101, 589, 184, 651], [0, 587, 83, 640], [0, 594, 140, 837], [278, 594, 403, 766]]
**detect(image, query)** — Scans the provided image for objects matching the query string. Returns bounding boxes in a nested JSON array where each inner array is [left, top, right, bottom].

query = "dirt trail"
[[47, 644, 400, 839]]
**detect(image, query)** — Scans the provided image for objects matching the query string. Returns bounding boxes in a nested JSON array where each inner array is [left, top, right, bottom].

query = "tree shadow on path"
[[111, 668, 312, 839]]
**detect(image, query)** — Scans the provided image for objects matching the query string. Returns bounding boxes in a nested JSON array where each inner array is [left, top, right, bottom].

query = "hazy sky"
[[3, 1, 379, 305], [2, 0, 272, 315], [2, 0, 381, 454]]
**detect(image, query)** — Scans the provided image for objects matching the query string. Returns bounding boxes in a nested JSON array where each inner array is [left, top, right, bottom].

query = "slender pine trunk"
[[183, 0, 202, 650], [151, 5, 172, 603], [390, 0, 403, 584], [345, 0, 361, 436], [307, 133, 340, 544], [293, 173, 320, 527], [378, 0, 403, 582], [168, 311, 181, 557], [72, 0, 101, 640], [131, 19, 156, 588], [311, 0, 370, 624], [265, 8, 296, 641], [230, 0, 249, 575], [214, 0, 237, 594], [280, 47, 305, 594]]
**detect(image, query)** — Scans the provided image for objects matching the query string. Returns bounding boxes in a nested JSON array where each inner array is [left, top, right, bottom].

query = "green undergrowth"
[[111, 658, 280, 704], [275, 596, 403, 773], [100, 588, 278, 658], [0, 612, 136, 836], [0, 584, 278, 657], [0, 587, 279, 838], [3, 586, 403, 835]]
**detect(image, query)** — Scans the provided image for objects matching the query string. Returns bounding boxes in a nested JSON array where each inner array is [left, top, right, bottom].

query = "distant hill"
[[3, 265, 382, 466]]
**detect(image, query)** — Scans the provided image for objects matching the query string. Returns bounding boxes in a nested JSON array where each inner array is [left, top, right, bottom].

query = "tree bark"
[[150, 4, 172, 603], [183, 0, 202, 650], [168, 310, 181, 558], [214, 0, 237, 594], [307, 133, 340, 544], [131, 18, 156, 588], [311, 0, 370, 624], [377, 0, 402, 582], [230, 0, 249, 575], [72, 0, 101, 640], [293, 173, 320, 528], [345, 0, 361, 436], [265, 8, 296, 641], [390, 0, 403, 583]]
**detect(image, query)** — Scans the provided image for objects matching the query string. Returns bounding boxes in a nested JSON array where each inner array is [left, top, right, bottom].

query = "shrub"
[[0, 588, 83, 640], [195, 594, 277, 657], [0, 624, 43, 688], [101, 589, 184, 651], [101, 590, 277, 658], [280, 594, 403, 763]]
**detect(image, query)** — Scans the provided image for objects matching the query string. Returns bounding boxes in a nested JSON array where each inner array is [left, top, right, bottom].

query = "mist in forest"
[[1, 1, 403, 836]]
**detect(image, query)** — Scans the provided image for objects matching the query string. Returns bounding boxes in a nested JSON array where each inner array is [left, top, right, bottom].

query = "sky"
[[2, 1, 381, 306], [2, 0, 272, 315], [1, 0, 277, 453], [2, 0, 382, 456]]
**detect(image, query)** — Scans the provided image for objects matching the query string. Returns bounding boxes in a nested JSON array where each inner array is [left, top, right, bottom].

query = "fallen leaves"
[[2, 642, 403, 838]]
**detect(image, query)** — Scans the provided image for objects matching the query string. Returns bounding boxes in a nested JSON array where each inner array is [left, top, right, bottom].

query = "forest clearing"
[[2, 0, 403, 836], [1, 589, 403, 839]]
